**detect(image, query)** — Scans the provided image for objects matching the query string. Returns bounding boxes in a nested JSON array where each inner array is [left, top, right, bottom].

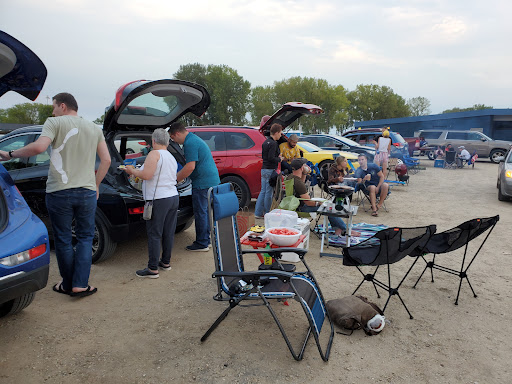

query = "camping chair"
[[202, 183, 334, 361], [410, 216, 499, 305], [342, 225, 437, 319], [354, 180, 390, 213], [460, 151, 478, 169], [399, 154, 421, 174], [444, 151, 457, 169]]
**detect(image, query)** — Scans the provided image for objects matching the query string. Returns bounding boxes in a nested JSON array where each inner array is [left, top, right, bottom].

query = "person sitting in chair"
[[279, 134, 302, 175], [457, 146, 471, 168], [286, 158, 348, 237], [354, 154, 389, 217], [327, 156, 351, 186]]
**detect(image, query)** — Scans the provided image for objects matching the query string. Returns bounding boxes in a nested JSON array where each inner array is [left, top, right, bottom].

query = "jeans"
[[298, 205, 347, 232], [192, 188, 210, 248], [46, 188, 97, 291], [255, 168, 275, 217], [146, 196, 179, 270]]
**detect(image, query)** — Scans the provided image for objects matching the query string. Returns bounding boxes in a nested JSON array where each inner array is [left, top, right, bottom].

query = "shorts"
[[375, 151, 389, 165]]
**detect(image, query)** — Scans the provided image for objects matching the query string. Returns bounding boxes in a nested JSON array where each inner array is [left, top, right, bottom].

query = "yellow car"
[[297, 141, 359, 174]]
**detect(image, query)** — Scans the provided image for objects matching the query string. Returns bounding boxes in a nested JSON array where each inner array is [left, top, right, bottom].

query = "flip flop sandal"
[[70, 286, 98, 298], [52, 283, 71, 295], [372, 210, 379, 217]]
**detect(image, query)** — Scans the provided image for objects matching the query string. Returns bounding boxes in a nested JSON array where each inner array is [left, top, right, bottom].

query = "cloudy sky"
[[1, 0, 511, 122]]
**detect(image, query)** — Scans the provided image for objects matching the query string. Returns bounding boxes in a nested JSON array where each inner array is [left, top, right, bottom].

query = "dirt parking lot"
[[1, 160, 511, 384]]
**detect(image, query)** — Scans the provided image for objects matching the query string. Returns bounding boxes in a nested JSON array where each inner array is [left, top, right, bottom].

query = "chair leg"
[[201, 298, 239, 342]]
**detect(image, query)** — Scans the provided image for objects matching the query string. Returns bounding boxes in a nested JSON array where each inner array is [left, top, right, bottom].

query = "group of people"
[[434, 144, 472, 167]]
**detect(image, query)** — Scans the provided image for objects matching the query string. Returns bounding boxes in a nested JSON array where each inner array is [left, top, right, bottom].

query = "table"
[[317, 203, 358, 258], [240, 233, 306, 264]]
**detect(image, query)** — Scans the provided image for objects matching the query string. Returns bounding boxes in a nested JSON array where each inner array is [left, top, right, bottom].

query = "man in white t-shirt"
[[0, 93, 111, 297], [457, 146, 471, 167]]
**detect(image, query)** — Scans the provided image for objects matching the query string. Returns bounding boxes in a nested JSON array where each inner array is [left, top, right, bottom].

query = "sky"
[[1, 0, 511, 122]]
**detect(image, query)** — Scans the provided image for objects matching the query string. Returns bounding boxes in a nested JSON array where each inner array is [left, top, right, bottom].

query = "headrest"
[[212, 183, 239, 221]]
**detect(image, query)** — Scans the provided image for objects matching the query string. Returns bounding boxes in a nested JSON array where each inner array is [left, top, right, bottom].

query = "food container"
[[266, 227, 300, 246], [264, 209, 298, 229]]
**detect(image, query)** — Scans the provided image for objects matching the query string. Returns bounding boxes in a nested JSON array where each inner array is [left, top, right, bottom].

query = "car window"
[[193, 131, 226, 151], [226, 132, 254, 150], [467, 132, 483, 141], [420, 131, 442, 140], [301, 137, 318, 146], [0, 135, 31, 171], [339, 136, 360, 146], [316, 137, 337, 148], [297, 141, 321, 152], [114, 137, 152, 160], [446, 131, 467, 140], [27, 148, 51, 167], [389, 132, 406, 144]]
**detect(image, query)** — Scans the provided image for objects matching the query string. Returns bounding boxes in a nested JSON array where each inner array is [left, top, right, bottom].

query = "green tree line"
[[0, 63, 498, 134]]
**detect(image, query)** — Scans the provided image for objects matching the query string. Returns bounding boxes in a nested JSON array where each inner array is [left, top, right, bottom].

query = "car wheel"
[[318, 160, 334, 177], [498, 180, 507, 201], [72, 215, 117, 263], [175, 219, 193, 234], [222, 175, 250, 208], [427, 151, 436, 161], [0, 293, 35, 318], [490, 149, 506, 164]]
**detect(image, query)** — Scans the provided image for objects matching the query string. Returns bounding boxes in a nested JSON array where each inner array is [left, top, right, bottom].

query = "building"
[[355, 109, 512, 140]]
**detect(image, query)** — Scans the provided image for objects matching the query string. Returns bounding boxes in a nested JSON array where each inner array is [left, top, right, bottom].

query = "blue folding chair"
[[201, 183, 334, 361]]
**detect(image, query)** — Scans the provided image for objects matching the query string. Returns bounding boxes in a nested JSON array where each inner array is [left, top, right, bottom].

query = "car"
[[497, 148, 512, 201], [296, 141, 359, 174], [342, 128, 409, 158], [0, 79, 210, 263], [298, 133, 375, 161], [187, 126, 264, 208], [0, 30, 50, 316], [415, 129, 512, 163], [189, 102, 335, 208]]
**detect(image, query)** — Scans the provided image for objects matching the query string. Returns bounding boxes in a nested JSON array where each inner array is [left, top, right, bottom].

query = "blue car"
[[0, 30, 50, 316]]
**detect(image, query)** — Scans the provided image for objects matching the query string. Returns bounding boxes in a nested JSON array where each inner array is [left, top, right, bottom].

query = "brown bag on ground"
[[236, 208, 255, 236], [326, 295, 385, 335]]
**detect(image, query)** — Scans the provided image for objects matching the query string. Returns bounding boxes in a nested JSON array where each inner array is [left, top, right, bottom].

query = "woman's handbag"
[[142, 162, 163, 221]]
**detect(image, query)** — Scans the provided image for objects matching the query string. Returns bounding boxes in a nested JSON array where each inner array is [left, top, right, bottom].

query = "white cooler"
[[280, 218, 310, 262]]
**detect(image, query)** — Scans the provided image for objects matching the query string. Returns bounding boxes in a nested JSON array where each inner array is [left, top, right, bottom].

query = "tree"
[[407, 96, 431, 116], [0, 103, 53, 124], [442, 104, 493, 114], [347, 84, 411, 125], [94, 114, 105, 125], [257, 76, 350, 134], [173, 63, 251, 126]]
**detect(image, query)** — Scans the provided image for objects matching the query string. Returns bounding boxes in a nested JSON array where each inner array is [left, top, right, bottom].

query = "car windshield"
[[338, 136, 360, 146], [297, 141, 321, 152], [479, 132, 493, 141]]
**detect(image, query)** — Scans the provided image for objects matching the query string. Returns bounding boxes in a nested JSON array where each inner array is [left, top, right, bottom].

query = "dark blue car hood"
[[0, 30, 47, 101]]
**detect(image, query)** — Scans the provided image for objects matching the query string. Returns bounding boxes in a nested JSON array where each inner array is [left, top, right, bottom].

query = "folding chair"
[[444, 151, 457, 169], [354, 181, 390, 213], [399, 154, 421, 174], [202, 183, 334, 361], [342, 225, 436, 319], [410, 216, 499, 305]]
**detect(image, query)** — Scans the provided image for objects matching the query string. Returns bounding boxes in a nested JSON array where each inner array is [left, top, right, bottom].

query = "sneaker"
[[185, 243, 210, 252], [136, 268, 159, 278], [158, 261, 172, 271]]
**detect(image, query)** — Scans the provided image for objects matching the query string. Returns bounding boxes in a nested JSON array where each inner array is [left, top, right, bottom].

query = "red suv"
[[188, 102, 325, 207], [187, 126, 264, 208]]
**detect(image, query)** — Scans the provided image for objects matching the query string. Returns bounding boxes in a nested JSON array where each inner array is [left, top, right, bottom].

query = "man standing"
[[254, 123, 283, 219], [170, 122, 220, 252], [354, 154, 389, 217], [279, 134, 302, 175], [0, 93, 111, 297]]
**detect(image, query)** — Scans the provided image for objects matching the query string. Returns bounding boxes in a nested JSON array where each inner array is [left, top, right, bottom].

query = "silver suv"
[[417, 130, 512, 163]]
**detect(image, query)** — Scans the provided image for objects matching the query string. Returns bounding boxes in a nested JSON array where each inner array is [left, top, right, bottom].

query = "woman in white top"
[[374, 129, 392, 179], [124, 128, 179, 278]]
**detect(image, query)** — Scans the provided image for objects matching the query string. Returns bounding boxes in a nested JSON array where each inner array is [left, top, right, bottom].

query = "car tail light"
[[129, 206, 145, 215], [0, 243, 47, 266], [115, 80, 145, 110], [506, 170, 512, 178]]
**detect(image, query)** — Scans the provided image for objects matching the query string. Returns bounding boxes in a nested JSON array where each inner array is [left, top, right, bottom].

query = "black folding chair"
[[410, 216, 499, 305], [444, 151, 457, 169], [342, 225, 436, 319], [201, 183, 334, 361]]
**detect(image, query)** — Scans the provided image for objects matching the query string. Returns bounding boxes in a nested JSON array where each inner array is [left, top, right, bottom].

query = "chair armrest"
[[212, 270, 294, 282], [241, 248, 307, 259]]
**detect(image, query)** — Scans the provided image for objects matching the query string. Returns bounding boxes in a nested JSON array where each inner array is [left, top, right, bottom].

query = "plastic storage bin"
[[434, 159, 445, 168], [264, 209, 298, 230]]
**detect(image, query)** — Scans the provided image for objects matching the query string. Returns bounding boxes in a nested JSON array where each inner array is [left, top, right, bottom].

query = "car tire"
[[498, 180, 507, 201], [90, 215, 117, 263], [490, 149, 506, 164], [427, 151, 436, 161], [0, 292, 35, 318], [221, 175, 250, 208], [175, 219, 193, 234], [318, 160, 334, 177]]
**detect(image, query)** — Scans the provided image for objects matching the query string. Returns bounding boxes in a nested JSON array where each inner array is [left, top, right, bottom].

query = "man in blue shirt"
[[354, 154, 389, 217], [171, 122, 220, 251]]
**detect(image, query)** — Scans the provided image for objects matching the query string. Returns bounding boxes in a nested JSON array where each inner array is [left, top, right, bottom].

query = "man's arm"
[[95, 141, 111, 199], [177, 161, 196, 182], [300, 192, 317, 207], [0, 136, 52, 160]]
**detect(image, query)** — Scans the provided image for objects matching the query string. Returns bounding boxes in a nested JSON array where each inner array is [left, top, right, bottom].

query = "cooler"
[[434, 159, 445, 168], [280, 218, 310, 262]]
